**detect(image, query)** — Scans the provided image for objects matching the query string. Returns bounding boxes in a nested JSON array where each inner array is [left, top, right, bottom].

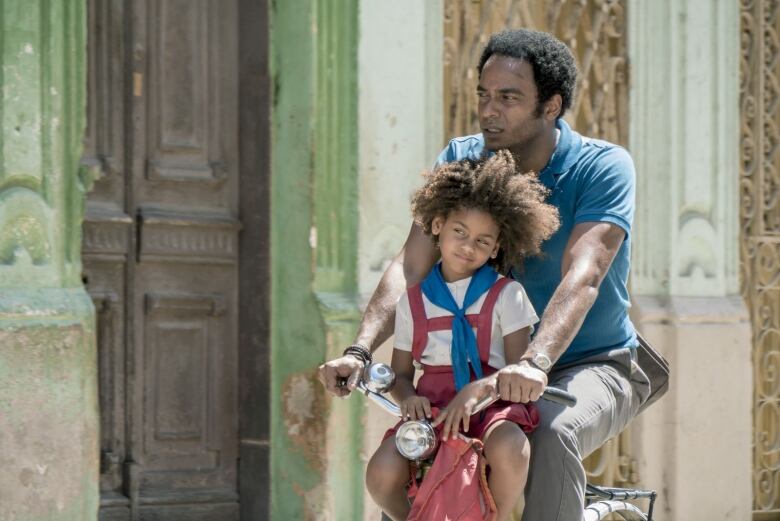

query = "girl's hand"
[[400, 395, 432, 421], [432, 378, 498, 440]]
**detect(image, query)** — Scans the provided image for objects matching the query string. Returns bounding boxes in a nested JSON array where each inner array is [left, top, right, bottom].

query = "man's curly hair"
[[411, 150, 560, 273]]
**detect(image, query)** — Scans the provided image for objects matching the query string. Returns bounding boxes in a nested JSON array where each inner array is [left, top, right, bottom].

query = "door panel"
[[131, 2, 239, 510], [83, 1, 247, 519], [138, 0, 238, 207], [135, 270, 238, 497], [146, 1, 216, 183]]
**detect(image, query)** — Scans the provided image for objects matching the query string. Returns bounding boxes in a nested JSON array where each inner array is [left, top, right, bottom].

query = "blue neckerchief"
[[420, 263, 498, 390]]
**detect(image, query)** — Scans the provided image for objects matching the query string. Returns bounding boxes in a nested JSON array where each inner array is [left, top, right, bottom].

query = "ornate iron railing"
[[740, 0, 780, 517]]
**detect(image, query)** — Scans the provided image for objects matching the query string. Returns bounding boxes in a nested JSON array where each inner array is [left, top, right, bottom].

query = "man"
[[319, 29, 650, 520]]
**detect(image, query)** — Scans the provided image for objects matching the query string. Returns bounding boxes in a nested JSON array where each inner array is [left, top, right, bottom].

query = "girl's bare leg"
[[483, 421, 531, 521], [366, 436, 412, 521]]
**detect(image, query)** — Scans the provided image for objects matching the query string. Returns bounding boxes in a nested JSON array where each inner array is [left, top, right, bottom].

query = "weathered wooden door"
[[81, 1, 269, 519]]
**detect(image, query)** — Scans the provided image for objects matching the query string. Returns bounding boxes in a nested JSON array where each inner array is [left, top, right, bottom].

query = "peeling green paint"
[[271, 0, 363, 518], [0, 0, 87, 289], [270, 1, 322, 518]]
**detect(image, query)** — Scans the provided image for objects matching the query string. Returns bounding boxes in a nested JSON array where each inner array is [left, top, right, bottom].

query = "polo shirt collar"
[[539, 119, 582, 188]]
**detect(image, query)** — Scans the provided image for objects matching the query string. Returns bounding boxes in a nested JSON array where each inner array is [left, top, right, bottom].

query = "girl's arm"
[[502, 326, 532, 364], [390, 349, 431, 420]]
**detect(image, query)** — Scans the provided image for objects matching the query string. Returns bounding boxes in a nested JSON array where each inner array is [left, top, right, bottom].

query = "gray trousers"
[[521, 347, 651, 521]]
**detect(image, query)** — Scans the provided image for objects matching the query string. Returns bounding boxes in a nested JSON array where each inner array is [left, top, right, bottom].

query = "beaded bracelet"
[[343, 343, 372, 366]]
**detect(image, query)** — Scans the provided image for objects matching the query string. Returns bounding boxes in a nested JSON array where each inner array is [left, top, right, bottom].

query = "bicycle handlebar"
[[472, 386, 577, 414]]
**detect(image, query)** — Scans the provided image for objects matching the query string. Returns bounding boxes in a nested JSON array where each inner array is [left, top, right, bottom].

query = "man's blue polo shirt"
[[435, 119, 637, 365]]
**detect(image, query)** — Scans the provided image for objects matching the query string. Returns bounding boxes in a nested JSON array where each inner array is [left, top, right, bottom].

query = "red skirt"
[[383, 365, 539, 442]]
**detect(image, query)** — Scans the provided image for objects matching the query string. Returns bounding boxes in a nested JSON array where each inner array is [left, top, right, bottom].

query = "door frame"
[[237, 0, 271, 518]]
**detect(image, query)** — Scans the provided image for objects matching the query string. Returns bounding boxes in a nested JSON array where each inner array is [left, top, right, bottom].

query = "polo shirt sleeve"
[[393, 292, 413, 351], [435, 140, 458, 166], [434, 135, 485, 166], [497, 280, 539, 337], [574, 146, 636, 235]]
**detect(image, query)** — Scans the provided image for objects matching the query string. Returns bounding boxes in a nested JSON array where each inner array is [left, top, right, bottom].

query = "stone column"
[[628, 1, 752, 520], [0, 1, 98, 520]]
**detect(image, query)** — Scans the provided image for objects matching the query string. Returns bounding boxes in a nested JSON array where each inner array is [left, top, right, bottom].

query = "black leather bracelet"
[[343, 343, 372, 366], [343, 349, 370, 366]]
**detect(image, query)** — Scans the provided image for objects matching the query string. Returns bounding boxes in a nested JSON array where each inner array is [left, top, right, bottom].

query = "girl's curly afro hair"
[[411, 150, 560, 273]]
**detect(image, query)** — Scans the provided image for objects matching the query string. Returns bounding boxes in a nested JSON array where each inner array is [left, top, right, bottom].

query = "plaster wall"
[[628, 1, 752, 519], [357, 0, 444, 299], [357, 1, 444, 519], [0, 292, 98, 521], [631, 296, 751, 521]]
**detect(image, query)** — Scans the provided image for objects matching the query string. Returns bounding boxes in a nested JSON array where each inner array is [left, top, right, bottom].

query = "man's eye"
[[477, 92, 489, 99], [455, 228, 465, 235]]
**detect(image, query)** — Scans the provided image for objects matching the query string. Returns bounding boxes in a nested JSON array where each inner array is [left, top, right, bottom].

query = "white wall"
[[357, 2, 444, 519], [357, 0, 444, 299]]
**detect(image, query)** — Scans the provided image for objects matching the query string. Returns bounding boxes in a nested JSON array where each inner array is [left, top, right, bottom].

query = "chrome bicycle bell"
[[362, 363, 395, 394], [395, 420, 438, 461]]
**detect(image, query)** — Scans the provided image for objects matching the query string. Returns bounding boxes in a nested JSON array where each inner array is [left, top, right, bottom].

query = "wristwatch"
[[521, 352, 553, 373]]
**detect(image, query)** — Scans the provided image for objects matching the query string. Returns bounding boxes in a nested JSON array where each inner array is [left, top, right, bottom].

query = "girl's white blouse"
[[393, 275, 539, 369]]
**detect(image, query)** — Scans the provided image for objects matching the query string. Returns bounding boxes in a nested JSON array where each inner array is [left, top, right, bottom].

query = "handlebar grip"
[[541, 387, 577, 407], [471, 386, 577, 415]]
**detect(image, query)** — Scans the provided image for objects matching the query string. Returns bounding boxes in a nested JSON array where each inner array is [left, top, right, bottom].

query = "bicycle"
[[584, 483, 657, 520], [355, 363, 658, 521]]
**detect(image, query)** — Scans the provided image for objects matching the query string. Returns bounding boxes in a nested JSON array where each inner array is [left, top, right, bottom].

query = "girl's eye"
[[454, 228, 465, 235]]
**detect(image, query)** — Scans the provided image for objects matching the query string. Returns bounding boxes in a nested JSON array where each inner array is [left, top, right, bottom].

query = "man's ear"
[[431, 216, 445, 235], [543, 94, 563, 121]]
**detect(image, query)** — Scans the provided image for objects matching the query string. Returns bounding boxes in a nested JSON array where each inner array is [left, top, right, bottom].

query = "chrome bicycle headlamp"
[[395, 420, 438, 460]]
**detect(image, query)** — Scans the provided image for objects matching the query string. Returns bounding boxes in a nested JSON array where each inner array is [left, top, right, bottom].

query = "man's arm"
[[317, 223, 439, 396], [497, 221, 626, 402], [529, 221, 625, 360]]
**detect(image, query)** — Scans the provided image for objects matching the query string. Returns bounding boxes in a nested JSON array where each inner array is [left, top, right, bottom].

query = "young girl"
[[365, 151, 560, 521]]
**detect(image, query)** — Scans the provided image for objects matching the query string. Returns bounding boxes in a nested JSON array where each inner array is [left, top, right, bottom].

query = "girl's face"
[[432, 208, 500, 282]]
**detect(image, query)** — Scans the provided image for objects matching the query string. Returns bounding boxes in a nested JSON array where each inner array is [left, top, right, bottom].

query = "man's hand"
[[496, 362, 548, 403], [317, 355, 365, 397], [432, 378, 498, 440]]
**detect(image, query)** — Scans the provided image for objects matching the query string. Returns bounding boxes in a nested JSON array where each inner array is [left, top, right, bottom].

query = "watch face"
[[533, 353, 552, 371]]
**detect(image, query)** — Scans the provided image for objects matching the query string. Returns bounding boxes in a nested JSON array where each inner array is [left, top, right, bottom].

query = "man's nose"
[[480, 96, 500, 119]]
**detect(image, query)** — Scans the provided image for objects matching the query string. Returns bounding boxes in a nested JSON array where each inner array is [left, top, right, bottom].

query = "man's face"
[[477, 55, 551, 152]]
